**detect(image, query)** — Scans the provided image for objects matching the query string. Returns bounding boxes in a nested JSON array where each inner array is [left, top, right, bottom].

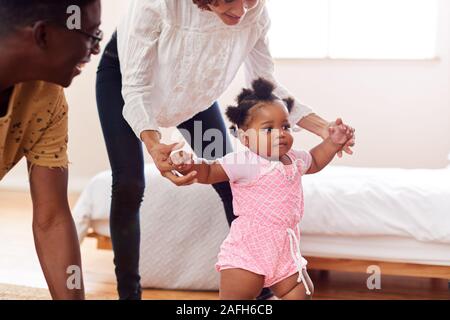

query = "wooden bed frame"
[[87, 232, 450, 281]]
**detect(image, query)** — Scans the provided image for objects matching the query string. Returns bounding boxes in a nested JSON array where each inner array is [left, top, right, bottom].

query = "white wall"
[[1, 0, 449, 192]]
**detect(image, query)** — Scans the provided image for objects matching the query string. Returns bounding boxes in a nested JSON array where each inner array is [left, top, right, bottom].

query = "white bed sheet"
[[301, 165, 450, 244]]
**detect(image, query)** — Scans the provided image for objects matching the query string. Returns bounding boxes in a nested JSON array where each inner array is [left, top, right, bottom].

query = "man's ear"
[[32, 21, 50, 49]]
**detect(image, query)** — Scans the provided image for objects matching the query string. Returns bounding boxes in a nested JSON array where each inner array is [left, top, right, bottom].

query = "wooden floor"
[[0, 190, 449, 300]]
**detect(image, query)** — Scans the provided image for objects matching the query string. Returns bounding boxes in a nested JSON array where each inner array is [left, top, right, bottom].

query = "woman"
[[96, 0, 354, 300]]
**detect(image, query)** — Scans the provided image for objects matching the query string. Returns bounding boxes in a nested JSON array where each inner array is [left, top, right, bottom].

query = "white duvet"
[[73, 164, 450, 290], [301, 166, 450, 244]]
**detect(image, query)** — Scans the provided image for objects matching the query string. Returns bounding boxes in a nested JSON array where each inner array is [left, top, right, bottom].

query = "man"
[[0, 0, 102, 299]]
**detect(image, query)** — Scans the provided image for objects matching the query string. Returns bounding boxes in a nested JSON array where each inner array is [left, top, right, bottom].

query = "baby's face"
[[241, 100, 294, 160]]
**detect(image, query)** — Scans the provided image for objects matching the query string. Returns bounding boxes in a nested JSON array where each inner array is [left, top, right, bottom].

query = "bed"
[[73, 163, 450, 290]]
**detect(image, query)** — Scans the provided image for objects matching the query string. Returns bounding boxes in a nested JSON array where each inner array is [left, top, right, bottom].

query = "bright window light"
[[267, 0, 329, 58], [267, 0, 439, 60]]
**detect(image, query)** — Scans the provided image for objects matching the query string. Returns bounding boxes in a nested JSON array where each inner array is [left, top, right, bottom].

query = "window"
[[267, 0, 439, 60]]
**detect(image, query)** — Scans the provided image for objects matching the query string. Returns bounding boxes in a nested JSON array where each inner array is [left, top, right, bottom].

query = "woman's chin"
[[220, 14, 242, 25]]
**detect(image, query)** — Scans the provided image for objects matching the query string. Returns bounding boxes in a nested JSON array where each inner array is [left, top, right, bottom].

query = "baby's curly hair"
[[192, 0, 219, 10], [226, 78, 294, 135]]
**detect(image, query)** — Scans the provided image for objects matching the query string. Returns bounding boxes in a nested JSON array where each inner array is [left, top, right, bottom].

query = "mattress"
[[302, 235, 450, 266], [73, 164, 450, 290], [301, 165, 450, 244]]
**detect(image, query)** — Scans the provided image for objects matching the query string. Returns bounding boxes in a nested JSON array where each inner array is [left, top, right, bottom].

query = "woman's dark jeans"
[[96, 34, 236, 300]]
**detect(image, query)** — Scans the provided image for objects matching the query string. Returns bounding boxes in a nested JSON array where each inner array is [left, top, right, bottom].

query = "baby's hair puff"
[[226, 78, 294, 136]]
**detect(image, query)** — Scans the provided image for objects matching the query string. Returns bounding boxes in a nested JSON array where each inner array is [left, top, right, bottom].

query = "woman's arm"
[[245, 7, 355, 156], [303, 117, 356, 157], [118, 0, 163, 140], [297, 113, 330, 139]]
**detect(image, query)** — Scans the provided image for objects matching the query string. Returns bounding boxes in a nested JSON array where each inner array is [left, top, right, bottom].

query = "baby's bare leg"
[[220, 268, 265, 300], [271, 270, 314, 300]]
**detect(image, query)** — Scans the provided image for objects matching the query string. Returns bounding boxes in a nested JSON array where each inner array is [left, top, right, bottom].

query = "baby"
[[170, 78, 354, 300]]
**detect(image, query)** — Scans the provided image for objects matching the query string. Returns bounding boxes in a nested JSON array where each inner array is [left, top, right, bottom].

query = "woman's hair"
[[226, 78, 294, 135], [192, 0, 219, 10]]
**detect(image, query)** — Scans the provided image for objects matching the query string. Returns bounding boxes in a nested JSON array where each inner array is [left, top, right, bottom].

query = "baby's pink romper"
[[215, 148, 312, 294]]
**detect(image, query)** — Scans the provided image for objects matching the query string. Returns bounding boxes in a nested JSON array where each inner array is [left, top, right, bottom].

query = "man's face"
[[41, 0, 102, 87]]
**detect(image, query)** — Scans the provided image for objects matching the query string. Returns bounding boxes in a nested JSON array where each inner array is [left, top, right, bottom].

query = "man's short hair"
[[0, 0, 96, 37]]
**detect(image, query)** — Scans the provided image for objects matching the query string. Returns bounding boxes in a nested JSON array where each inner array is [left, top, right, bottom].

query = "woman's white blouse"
[[117, 0, 313, 138]]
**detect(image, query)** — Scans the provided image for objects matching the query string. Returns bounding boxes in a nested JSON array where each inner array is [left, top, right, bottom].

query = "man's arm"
[[28, 164, 85, 300]]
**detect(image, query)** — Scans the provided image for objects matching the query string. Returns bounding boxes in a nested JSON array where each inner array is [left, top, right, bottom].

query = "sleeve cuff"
[[122, 104, 161, 140], [26, 156, 69, 170], [289, 101, 314, 132]]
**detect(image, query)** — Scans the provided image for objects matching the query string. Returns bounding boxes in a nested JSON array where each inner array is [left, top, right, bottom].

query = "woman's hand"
[[170, 150, 195, 174], [144, 139, 197, 186], [323, 118, 356, 158], [328, 123, 354, 146]]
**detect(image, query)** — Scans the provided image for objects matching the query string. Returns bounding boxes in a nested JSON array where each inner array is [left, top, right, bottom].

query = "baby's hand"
[[169, 150, 194, 173], [328, 123, 354, 146]]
